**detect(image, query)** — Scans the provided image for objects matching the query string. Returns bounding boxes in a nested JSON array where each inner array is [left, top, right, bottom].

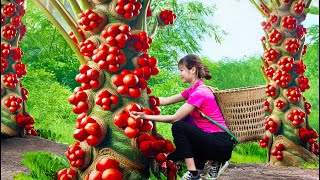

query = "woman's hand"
[[129, 111, 146, 120]]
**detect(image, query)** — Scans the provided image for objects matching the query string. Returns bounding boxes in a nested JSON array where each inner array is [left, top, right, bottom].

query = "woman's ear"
[[191, 67, 197, 74]]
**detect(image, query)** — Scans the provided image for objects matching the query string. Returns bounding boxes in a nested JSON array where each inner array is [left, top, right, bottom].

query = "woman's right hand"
[[129, 111, 146, 120]]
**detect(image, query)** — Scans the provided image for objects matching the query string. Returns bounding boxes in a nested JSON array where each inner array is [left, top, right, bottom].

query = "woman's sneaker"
[[181, 171, 200, 180], [200, 161, 229, 180]]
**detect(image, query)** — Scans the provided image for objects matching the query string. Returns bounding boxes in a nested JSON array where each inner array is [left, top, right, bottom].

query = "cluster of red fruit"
[[263, 48, 280, 63], [13, 61, 26, 78], [278, 57, 294, 72], [115, 0, 142, 19], [66, 142, 86, 168], [4, 94, 22, 112], [2, 3, 16, 16], [134, 54, 159, 80], [265, 66, 276, 79], [304, 101, 312, 115], [271, 143, 285, 161], [285, 87, 301, 102], [101, 24, 131, 49], [95, 90, 119, 111], [128, 31, 152, 53], [149, 96, 161, 115], [2, 73, 18, 88], [258, 136, 269, 148], [74, 113, 103, 146], [296, 25, 307, 39], [75, 65, 103, 90], [261, 21, 271, 31], [10, 46, 24, 61], [293, 60, 306, 75], [273, 70, 292, 88], [78, 9, 103, 31], [259, 4, 270, 16], [281, 15, 297, 30], [265, 116, 278, 133], [265, 84, 278, 98], [16, 112, 37, 135], [79, 40, 96, 57], [285, 38, 300, 54], [287, 109, 305, 127], [2, 24, 17, 41], [113, 103, 154, 138], [159, 10, 177, 25], [299, 128, 319, 154], [296, 75, 310, 92], [112, 69, 148, 98], [68, 88, 90, 114], [85, 158, 122, 180], [264, 99, 272, 113], [10, 15, 21, 27], [92, 44, 126, 73], [275, 99, 287, 111], [1, 58, 8, 74], [294, 2, 306, 15], [269, 14, 279, 25], [57, 168, 77, 180], [268, 29, 283, 44]]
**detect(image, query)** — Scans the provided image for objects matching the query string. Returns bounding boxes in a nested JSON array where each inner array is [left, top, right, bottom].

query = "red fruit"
[[276, 155, 283, 161], [154, 140, 166, 153], [139, 141, 155, 152], [86, 69, 99, 79], [96, 158, 120, 172], [112, 75, 124, 86], [84, 123, 101, 135], [142, 108, 154, 115], [80, 117, 96, 127], [155, 153, 167, 162], [275, 143, 285, 151], [140, 120, 153, 132], [129, 88, 142, 98], [137, 133, 156, 144], [124, 103, 142, 114], [87, 170, 102, 180], [109, 95, 119, 104], [165, 140, 176, 153], [74, 128, 89, 141], [113, 113, 128, 127], [117, 85, 129, 95], [123, 74, 139, 87], [86, 135, 100, 146], [75, 149, 85, 158], [127, 117, 142, 129], [132, 68, 144, 78], [124, 126, 139, 138], [101, 168, 123, 180], [138, 78, 148, 89]]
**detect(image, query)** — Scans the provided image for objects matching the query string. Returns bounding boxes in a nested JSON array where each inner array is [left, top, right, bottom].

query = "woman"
[[130, 54, 234, 180]]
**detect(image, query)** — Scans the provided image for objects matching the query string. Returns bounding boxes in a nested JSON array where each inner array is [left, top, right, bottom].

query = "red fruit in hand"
[[127, 117, 143, 129], [124, 103, 142, 114]]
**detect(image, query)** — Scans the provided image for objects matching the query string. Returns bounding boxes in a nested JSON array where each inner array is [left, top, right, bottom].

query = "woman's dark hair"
[[178, 54, 212, 80]]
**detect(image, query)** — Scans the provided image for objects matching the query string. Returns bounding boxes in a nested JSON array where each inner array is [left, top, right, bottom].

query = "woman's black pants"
[[167, 121, 234, 170]]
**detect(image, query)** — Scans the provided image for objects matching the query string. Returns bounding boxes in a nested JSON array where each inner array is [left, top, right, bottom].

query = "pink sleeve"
[[187, 90, 205, 108], [181, 88, 191, 100]]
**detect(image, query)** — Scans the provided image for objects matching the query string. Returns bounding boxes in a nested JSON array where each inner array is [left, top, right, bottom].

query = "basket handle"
[[197, 110, 240, 144]]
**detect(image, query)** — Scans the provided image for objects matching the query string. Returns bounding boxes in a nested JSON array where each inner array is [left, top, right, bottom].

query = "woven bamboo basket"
[[207, 85, 266, 143]]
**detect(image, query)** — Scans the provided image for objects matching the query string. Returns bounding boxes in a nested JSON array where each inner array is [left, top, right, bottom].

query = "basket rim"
[[212, 85, 266, 94]]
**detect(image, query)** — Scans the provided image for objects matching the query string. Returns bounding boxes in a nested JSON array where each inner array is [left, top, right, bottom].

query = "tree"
[[250, 0, 319, 166], [1, 0, 38, 137], [21, 0, 225, 179]]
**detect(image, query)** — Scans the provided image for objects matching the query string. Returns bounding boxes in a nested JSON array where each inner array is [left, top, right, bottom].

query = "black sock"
[[189, 170, 198, 176]]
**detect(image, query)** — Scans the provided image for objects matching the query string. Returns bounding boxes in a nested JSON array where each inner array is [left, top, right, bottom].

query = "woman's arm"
[[130, 103, 196, 123], [159, 94, 185, 106]]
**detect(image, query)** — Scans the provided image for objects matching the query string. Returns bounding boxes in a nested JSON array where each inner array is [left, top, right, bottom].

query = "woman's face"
[[179, 64, 195, 83]]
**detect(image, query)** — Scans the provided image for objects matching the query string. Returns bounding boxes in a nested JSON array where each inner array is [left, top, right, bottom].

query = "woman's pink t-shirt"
[[181, 79, 228, 133]]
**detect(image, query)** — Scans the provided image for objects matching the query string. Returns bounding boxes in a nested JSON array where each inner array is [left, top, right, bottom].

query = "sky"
[[199, 0, 319, 61]]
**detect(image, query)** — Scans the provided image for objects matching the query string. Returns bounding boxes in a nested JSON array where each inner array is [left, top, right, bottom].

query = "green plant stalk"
[[274, 0, 280, 7], [50, 0, 84, 43], [259, 0, 271, 13], [249, 0, 269, 18], [33, 0, 86, 64], [150, 17, 158, 38], [305, 0, 312, 8], [136, 0, 150, 31], [79, 0, 92, 10], [68, 0, 82, 19]]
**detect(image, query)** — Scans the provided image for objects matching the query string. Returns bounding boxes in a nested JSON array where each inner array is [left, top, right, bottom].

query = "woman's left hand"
[[129, 111, 146, 120]]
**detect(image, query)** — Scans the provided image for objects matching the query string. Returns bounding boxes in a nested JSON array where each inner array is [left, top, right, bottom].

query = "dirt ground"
[[1, 136, 319, 180]]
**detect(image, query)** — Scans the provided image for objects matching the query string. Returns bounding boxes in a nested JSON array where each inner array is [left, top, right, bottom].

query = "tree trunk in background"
[[1, 0, 37, 138], [252, 0, 319, 166]]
